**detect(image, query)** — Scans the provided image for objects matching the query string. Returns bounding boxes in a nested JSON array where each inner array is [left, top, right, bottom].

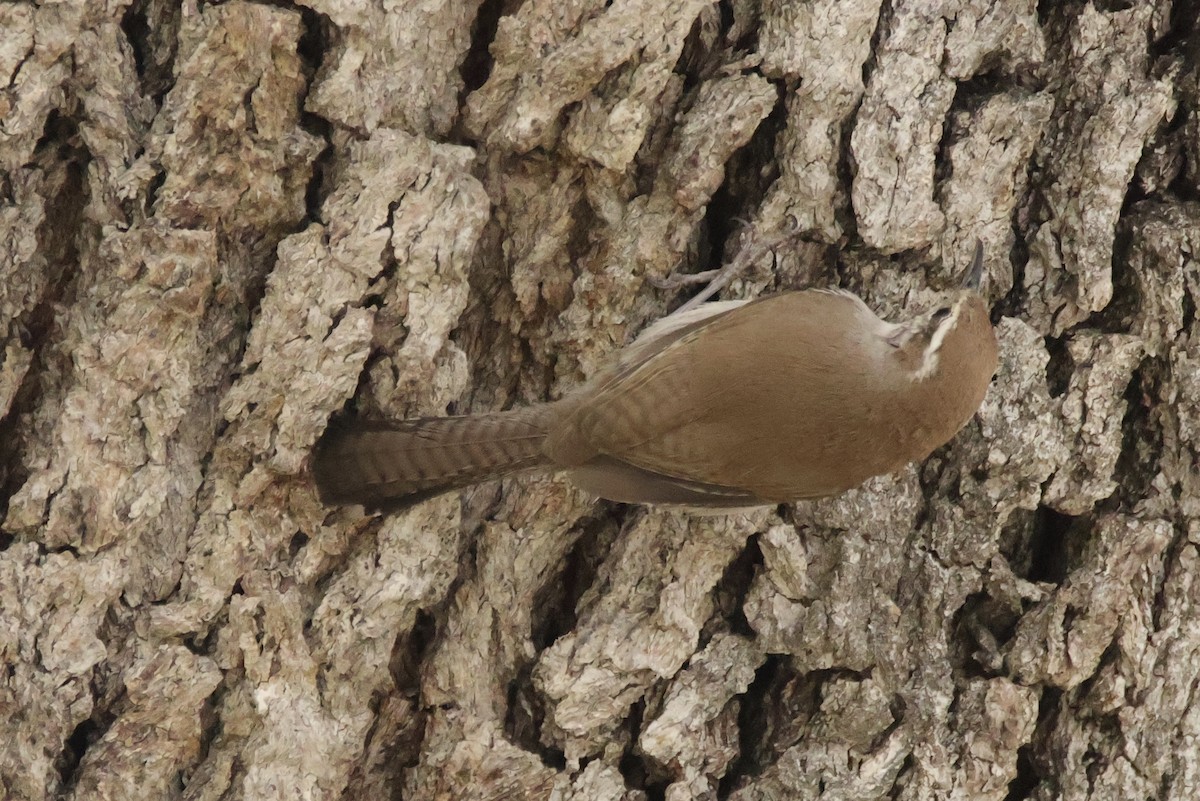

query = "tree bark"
[[1, 0, 1198, 799]]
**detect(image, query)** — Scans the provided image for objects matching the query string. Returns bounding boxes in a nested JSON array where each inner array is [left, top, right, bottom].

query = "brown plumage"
[[313, 249, 998, 511]]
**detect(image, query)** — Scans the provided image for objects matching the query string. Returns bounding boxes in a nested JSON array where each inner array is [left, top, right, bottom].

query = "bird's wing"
[[543, 297, 767, 466], [614, 299, 751, 372]]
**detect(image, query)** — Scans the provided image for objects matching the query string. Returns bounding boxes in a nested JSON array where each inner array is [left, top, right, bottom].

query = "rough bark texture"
[[1, 1, 1198, 800]]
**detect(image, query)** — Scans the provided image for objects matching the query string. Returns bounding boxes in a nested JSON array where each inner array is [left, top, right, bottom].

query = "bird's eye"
[[930, 308, 951, 324]]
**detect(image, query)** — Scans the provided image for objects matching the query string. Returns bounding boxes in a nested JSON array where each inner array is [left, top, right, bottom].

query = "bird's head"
[[887, 241, 997, 384]]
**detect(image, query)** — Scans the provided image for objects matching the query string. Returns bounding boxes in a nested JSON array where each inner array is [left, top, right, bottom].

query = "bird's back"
[[545, 291, 911, 501]]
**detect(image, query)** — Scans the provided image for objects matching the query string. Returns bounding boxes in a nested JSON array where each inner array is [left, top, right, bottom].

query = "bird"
[[312, 244, 998, 511]]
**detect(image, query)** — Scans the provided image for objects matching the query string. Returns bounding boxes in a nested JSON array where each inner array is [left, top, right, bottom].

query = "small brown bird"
[[313, 245, 997, 511]]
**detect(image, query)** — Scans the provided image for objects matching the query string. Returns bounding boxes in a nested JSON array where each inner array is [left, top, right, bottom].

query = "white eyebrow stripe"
[[913, 300, 965, 381]]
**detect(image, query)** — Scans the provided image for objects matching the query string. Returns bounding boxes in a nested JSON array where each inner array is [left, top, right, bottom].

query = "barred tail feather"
[[312, 407, 554, 510]]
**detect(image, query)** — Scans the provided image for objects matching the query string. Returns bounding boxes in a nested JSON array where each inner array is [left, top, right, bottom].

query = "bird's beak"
[[962, 239, 985, 291]]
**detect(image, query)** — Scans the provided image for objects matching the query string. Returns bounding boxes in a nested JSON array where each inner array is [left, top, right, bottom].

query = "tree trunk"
[[2, 0, 1198, 799]]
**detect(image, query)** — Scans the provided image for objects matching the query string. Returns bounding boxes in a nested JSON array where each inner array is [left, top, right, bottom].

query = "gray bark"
[[1, 0, 1197, 800]]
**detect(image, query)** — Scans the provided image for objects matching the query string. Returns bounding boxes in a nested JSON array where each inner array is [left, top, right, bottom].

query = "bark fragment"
[[1024, 4, 1177, 335]]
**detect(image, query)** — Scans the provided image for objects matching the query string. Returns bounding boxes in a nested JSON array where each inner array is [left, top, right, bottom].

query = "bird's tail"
[[312, 405, 558, 511]]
